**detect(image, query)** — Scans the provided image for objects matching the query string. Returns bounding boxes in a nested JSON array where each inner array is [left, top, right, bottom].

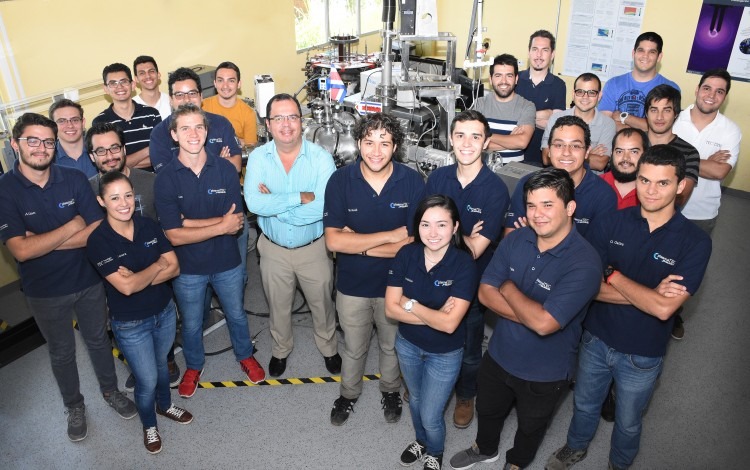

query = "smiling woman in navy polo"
[[86, 172, 192, 455], [385, 195, 478, 469]]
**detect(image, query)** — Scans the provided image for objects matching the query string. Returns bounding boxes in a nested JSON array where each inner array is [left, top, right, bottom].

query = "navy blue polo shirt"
[[505, 169, 616, 237], [150, 112, 241, 173], [154, 154, 243, 274], [388, 243, 478, 353], [426, 163, 510, 275], [324, 161, 425, 297], [87, 215, 174, 321], [584, 207, 712, 357], [482, 225, 601, 381], [515, 69, 567, 166], [0, 162, 102, 297]]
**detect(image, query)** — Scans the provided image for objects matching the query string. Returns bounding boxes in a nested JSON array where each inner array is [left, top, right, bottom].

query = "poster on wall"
[[562, 0, 647, 81], [687, 0, 750, 82]]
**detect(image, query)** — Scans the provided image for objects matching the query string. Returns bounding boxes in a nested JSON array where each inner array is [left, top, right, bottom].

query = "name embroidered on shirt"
[[610, 239, 624, 246], [97, 257, 114, 267], [24, 212, 36, 216]]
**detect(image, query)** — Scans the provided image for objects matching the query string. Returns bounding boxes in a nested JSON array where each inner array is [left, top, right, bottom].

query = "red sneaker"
[[178, 368, 203, 398], [240, 356, 266, 384]]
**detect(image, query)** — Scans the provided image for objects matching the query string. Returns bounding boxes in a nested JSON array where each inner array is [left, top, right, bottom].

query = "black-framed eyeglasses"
[[106, 78, 131, 88], [92, 144, 123, 156], [172, 90, 200, 99], [574, 89, 599, 97], [18, 137, 56, 149], [269, 115, 301, 123], [55, 117, 82, 126]]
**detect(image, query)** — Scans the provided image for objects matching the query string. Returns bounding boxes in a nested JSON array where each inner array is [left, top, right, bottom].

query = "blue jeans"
[[396, 333, 463, 456], [112, 300, 177, 428], [455, 299, 484, 399], [172, 264, 254, 370], [566, 330, 663, 468]]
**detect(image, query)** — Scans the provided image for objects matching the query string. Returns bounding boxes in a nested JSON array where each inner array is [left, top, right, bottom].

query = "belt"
[[263, 233, 323, 250]]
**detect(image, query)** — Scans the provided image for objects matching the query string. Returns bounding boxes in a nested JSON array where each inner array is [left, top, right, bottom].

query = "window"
[[295, 0, 382, 51]]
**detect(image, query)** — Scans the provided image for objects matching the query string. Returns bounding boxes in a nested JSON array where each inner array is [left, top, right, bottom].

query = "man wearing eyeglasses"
[[504, 116, 616, 237], [245, 93, 340, 380], [541, 73, 616, 173], [0, 113, 136, 442], [48, 99, 97, 178], [93, 63, 161, 171], [149, 67, 242, 174]]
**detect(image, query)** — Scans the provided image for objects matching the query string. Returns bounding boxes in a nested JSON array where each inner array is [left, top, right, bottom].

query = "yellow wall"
[[438, 0, 749, 191]]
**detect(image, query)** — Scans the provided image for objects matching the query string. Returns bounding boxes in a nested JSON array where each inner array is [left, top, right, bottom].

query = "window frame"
[[295, 0, 382, 53]]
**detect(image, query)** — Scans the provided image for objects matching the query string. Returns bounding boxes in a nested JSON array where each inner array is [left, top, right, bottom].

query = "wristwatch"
[[403, 299, 418, 313], [604, 266, 619, 284], [619, 111, 629, 124]]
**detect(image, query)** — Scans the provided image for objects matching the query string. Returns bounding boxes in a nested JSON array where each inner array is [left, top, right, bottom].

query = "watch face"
[[620, 112, 628, 119]]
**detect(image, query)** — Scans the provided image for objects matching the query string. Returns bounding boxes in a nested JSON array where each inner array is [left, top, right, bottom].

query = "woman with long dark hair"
[[385, 195, 479, 470]]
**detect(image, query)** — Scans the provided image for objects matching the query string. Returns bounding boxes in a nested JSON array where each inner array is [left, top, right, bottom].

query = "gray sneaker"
[[449, 443, 499, 470], [66, 405, 87, 442], [546, 445, 588, 470], [104, 390, 137, 419]]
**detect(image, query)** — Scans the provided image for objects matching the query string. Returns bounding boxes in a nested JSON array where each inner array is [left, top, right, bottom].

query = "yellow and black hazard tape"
[[1, 319, 9, 332], [199, 374, 381, 389]]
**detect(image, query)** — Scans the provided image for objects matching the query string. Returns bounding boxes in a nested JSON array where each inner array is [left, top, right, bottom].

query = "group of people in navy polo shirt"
[[1, 78, 714, 468]]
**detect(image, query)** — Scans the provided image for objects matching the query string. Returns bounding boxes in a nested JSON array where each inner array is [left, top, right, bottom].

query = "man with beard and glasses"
[[473, 54, 536, 164], [0, 113, 136, 442], [602, 128, 649, 210]]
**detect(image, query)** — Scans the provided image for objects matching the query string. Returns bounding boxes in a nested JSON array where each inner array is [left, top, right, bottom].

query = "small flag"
[[327, 64, 347, 103]]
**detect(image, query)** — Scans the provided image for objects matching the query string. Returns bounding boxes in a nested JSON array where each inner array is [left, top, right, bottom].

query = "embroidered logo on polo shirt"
[[144, 238, 158, 248], [390, 202, 409, 209], [208, 138, 223, 144], [574, 217, 590, 225], [207, 189, 226, 195], [58, 199, 75, 208], [653, 252, 675, 266], [610, 239, 624, 247], [467, 205, 482, 214], [434, 279, 453, 287], [97, 256, 114, 267], [535, 278, 552, 291], [0, 223, 8, 231]]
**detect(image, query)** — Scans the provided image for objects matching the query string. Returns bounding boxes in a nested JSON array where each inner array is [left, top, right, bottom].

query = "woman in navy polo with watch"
[[86, 171, 192, 455], [385, 195, 479, 470]]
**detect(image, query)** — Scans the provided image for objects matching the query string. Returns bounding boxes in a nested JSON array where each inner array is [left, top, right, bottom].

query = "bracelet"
[[361, 249, 368, 256], [606, 269, 620, 285]]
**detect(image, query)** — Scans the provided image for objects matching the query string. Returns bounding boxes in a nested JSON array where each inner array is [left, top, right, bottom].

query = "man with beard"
[[86, 122, 182, 389], [515, 30, 567, 167], [0, 113, 136, 442], [474, 54, 536, 164], [541, 73, 616, 173], [602, 128, 649, 210]]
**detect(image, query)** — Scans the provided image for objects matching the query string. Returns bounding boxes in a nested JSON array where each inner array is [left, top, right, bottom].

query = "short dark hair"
[[523, 167, 576, 206], [133, 55, 159, 73], [168, 67, 202, 96], [265, 93, 302, 120], [634, 31, 663, 53], [698, 68, 732, 94], [637, 144, 686, 182], [215, 61, 241, 81], [548, 115, 591, 149], [489, 54, 518, 77], [612, 127, 649, 153], [49, 99, 83, 120], [12, 113, 57, 140], [353, 113, 404, 149], [98, 171, 132, 198], [85, 122, 125, 154], [102, 63, 132, 84], [574, 73, 601, 92], [169, 103, 209, 133], [529, 30, 556, 51], [450, 110, 491, 139], [645, 84, 681, 116], [412, 194, 470, 254]]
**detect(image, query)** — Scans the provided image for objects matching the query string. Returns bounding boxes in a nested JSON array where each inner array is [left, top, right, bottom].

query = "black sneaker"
[[66, 405, 87, 442], [423, 454, 442, 470], [400, 440, 426, 466], [330, 396, 357, 426], [103, 390, 137, 419], [382, 391, 403, 423], [168, 360, 181, 387], [546, 445, 588, 470], [124, 373, 136, 393]]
